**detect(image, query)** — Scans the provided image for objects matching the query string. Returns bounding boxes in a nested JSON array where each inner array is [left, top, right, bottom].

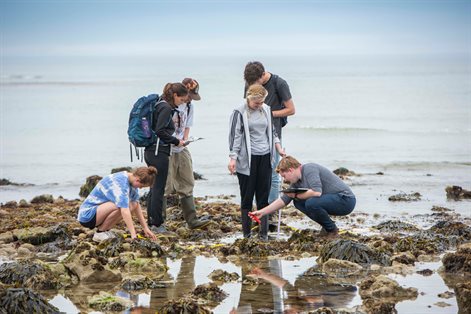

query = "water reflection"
[[48, 256, 360, 313]]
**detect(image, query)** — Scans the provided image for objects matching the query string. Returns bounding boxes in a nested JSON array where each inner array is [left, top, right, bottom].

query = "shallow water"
[[44, 255, 460, 313]]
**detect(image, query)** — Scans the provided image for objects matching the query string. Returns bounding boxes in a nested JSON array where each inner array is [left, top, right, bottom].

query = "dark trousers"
[[237, 154, 271, 237], [144, 149, 169, 227], [294, 194, 356, 231]]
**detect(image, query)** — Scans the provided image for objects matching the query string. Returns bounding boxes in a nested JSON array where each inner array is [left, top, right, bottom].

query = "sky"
[[0, 0, 470, 57]]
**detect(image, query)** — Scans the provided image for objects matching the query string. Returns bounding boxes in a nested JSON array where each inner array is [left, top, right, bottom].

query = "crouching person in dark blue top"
[[252, 156, 356, 238], [77, 166, 158, 242]]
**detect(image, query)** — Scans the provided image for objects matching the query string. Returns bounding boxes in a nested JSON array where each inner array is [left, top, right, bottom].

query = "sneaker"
[[149, 225, 170, 234], [92, 231, 116, 242]]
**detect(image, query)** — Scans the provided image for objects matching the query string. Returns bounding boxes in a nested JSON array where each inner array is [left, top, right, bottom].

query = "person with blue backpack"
[[164, 78, 210, 230], [143, 82, 187, 234]]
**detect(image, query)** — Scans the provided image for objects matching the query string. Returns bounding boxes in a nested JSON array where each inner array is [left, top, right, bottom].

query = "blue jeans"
[[268, 150, 281, 204], [294, 194, 356, 231]]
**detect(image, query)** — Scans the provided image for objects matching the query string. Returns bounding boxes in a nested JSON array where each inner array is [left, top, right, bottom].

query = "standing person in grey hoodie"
[[228, 84, 285, 240]]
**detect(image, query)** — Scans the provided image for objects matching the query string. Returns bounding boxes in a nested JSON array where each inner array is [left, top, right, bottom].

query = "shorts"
[[79, 212, 97, 229]]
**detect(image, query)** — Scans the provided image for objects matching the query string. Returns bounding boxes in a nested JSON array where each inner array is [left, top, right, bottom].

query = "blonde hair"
[[246, 84, 268, 101], [276, 156, 301, 173], [132, 166, 157, 186]]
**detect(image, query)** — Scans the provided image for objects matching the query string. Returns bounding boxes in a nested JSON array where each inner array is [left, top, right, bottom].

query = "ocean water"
[[1, 54, 470, 216]]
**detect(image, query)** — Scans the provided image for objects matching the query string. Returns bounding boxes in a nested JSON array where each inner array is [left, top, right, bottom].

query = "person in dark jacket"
[[145, 83, 187, 233]]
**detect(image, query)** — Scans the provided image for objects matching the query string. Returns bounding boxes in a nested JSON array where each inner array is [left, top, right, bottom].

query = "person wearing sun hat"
[[163, 78, 209, 230]]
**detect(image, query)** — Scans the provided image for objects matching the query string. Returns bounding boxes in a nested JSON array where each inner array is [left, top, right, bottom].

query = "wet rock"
[[97, 236, 125, 257], [18, 199, 28, 207], [111, 166, 132, 174], [391, 252, 416, 265], [309, 307, 335, 314], [192, 282, 228, 304], [441, 244, 471, 274], [373, 220, 420, 233], [0, 178, 33, 187], [1, 201, 17, 209], [455, 281, 471, 314], [446, 185, 471, 200], [208, 269, 240, 282], [438, 291, 455, 299], [434, 301, 451, 307], [361, 298, 397, 314], [193, 171, 206, 180], [388, 192, 421, 202], [318, 239, 391, 266], [394, 231, 455, 256], [88, 291, 133, 312], [416, 269, 433, 276], [131, 238, 165, 257], [79, 175, 102, 198], [360, 275, 418, 299], [431, 206, 453, 212], [63, 242, 122, 283], [322, 258, 363, 277], [121, 274, 158, 290], [0, 288, 60, 314], [333, 167, 356, 179], [0, 260, 61, 289], [159, 296, 212, 314], [30, 194, 54, 204], [430, 221, 471, 239], [123, 256, 168, 274]]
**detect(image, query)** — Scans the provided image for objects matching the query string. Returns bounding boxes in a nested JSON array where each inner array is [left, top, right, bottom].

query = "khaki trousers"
[[164, 147, 195, 197]]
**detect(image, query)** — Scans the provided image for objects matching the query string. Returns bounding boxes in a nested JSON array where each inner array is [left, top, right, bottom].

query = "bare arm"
[[272, 99, 295, 118], [120, 207, 137, 238], [132, 202, 157, 240]]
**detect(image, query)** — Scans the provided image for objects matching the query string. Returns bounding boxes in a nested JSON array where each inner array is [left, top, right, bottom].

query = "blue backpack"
[[127, 94, 163, 161]]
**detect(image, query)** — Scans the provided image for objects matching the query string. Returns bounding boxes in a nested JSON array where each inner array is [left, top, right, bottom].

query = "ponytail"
[[162, 83, 188, 107]]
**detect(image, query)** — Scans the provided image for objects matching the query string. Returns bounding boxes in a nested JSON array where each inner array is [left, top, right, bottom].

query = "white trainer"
[[92, 231, 116, 242]]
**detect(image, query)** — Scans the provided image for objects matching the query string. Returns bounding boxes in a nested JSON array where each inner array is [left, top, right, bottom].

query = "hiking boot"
[[92, 231, 116, 242], [180, 196, 211, 229], [258, 234, 269, 242], [325, 227, 339, 239]]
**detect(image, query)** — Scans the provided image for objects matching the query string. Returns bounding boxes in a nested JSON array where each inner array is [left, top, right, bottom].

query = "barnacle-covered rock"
[[0, 260, 61, 289], [131, 238, 165, 257], [321, 258, 363, 277], [388, 192, 421, 202], [88, 291, 133, 312], [192, 282, 228, 304], [318, 239, 391, 266], [208, 269, 240, 283], [455, 281, 471, 314], [159, 296, 212, 314], [373, 220, 420, 233], [0, 288, 60, 314]]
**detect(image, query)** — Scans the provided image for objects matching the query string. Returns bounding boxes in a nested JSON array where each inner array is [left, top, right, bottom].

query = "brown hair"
[[246, 84, 268, 101], [276, 156, 301, 173], [132, 166, 157, 186], [162, 83, 188, 107], [244, 61, 265, 85]]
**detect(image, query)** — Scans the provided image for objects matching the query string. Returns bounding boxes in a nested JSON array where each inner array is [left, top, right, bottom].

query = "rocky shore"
[[0, 175, 470, 313]]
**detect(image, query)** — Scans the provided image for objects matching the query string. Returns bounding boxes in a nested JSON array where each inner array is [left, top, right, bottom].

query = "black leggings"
[[144, 148, 169, 227], [237, 154, 271, 237]]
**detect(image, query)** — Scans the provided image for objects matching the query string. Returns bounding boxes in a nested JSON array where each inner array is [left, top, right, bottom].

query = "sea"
[[1, 54, 470, 218]]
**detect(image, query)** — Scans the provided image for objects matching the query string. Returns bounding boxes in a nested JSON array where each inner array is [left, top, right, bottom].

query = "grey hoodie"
[[229, 102, 280, 176]]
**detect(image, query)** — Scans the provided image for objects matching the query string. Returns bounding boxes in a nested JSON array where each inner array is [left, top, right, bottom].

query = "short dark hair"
[[244, 61, 265, 85]]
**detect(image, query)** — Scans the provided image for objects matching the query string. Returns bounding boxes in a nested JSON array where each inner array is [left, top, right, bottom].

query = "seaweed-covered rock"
[[430, 221, 471, 239], [287, 229, 322, 253], [431, 206, 453, 212], [30, 194, 54, 204], [0, 260, 61, 289], [446, 185, 471, 200], [309, 307, 335, 314], [13, 224, 71, 246], [388, 192, 421, 202], [97, 236, 125, 257], [333, 167, 356, 178], [0, 288, 60, 314], [123, 257, 168, 274], [193, 171, 206, 180], [159, 296, 212, 314], [192, 282, 228, 304], [121, 275, 158, 290], [394, 231, 456, 255], [373, 220, 420, 233], [208, 269, 240, 282], [318, 239, 391, 266], [131, 238, 165, 257], [455, 282, 471, 314], [391, 252, 416, 265], [441, 244, 471, 274], [79, 175, 102, 198], [88, 291, 133, 312]]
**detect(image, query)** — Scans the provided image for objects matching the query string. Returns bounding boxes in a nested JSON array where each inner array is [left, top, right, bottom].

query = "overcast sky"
[[1, 0, 470, 57]]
